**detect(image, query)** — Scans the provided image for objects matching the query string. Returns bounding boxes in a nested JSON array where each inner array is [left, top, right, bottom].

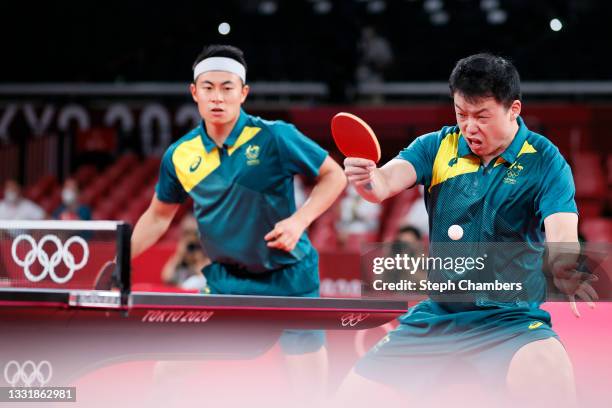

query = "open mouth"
[[211, 107, 224, 113], [467, 137, 483, 148]]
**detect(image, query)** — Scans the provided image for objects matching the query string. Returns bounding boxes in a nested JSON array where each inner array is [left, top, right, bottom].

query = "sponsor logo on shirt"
[[189, 156, 203, 172]]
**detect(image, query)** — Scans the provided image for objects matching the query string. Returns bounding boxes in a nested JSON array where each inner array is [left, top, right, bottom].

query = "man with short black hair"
[[130, 44, 346, 398], [339, 53, 589, 404], [133, 44, 346, 297]]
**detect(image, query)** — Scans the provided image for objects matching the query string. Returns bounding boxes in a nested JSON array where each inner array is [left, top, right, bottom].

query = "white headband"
[[193, 57, 246, 83]]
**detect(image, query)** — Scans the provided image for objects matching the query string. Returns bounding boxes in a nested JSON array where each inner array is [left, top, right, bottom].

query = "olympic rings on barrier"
[[11, 234, 89, 284]]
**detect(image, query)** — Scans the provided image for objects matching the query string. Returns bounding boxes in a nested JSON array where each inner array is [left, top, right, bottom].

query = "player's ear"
[[189, 82, 198, 103], [509, 100, 521, 121], [240, 84, 250, 103]]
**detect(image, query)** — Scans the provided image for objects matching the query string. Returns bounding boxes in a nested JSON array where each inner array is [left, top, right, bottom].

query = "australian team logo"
[[503, 162, 524, 184], [245, 144, 260, 166]]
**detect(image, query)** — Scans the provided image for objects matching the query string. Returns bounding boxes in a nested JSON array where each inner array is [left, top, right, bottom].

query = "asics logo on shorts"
[[3, 360, 52, 387], [340, 313, 370, 327], [11, 234, 89, 284], [528, 321, 544, 330]]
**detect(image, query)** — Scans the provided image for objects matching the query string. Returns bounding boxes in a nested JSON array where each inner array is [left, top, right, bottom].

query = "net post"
[[116, 222, 132, 305]]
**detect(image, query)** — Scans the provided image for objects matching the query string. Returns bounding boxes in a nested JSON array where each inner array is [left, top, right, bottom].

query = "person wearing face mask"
[[52, 178, 91, 221], [0, 179, 46, 220]]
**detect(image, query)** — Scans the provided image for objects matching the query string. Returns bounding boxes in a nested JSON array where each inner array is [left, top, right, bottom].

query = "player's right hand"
[[343, 157, 376, 187]]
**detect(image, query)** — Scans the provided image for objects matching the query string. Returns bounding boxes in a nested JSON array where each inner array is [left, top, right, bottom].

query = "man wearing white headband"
[[130, 44, 346, 398]]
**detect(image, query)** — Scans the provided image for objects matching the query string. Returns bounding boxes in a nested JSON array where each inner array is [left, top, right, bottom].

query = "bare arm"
[[544, 212, 597, 316], [544, 212, 579, 243], [265, 156, 346, 251], [294, 156, 347, 227], [344, 158, 418, 203], [131, 194, 180, 260]]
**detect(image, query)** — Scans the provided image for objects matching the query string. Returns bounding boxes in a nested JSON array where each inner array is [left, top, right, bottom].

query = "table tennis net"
[[0, 220, 130, 290]]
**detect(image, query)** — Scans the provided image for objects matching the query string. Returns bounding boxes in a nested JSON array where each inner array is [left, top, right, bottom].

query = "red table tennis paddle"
[[331, 112, 381, 163]]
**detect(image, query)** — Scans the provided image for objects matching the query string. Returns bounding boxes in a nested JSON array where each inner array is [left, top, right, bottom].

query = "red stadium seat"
[[309, 198, 341, 251], [95, 200, 121, 220], [127, 196, 150, 216], [580, 218, 612, 242], [113, 153, 138, 170], [24, 175, 57, 202], [91, 209, 108, 220], [160, 224, 181, 243], [379, 188, 420, 242], [143, 157, 161, 177], [39, 187, 62, 215], [606, 155, 612, 212], [572, 152, 606, 218], [72, 165, 98, 187], [606, 154, 612, 185], [343, 232, 378, 252], [116, 209, 140, 226]]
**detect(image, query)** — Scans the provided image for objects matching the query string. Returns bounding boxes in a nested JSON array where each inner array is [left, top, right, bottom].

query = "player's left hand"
[[264, 214, 308, 252]]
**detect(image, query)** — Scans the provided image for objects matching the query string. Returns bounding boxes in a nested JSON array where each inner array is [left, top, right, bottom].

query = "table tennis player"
[[339, 53, 595, 404], [128, 44, 346, 392]]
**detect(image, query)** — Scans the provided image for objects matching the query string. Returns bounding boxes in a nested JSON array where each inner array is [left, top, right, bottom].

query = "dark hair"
[[186, 241, 201, 253], [449, 53, 521, 108], [397, 225, 422, 240], [192, 44, 247, 83]]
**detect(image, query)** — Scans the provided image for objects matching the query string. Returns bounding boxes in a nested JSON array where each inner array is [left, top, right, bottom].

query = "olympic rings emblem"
[[3, 360, 53, 387], [340, 313, 370, 327], [11, 234, 89, 284]]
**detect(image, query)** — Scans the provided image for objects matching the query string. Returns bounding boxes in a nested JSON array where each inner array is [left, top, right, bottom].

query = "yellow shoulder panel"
[[517, 140, 537, 158], [228, 127, 262, 156], [172, 137, 220, 192], [429, 133, 480, 192]]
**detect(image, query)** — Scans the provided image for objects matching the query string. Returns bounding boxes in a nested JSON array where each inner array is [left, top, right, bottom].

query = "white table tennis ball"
[[448, 224, 463, 240]]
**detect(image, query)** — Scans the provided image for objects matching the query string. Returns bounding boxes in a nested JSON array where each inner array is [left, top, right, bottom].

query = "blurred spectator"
[[337, 184, 382, 244], [390, 225, 427, 291], [161, 215, 210, 291], [400, 185, 429, 238], [392, 225, 424, 256], [52, 178, 92, 221], [356, 26, 394, 84], [0, 179, 45, 220]]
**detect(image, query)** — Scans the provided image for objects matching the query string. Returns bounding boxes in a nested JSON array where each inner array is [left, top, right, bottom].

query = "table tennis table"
[[0, 287, 407, 387]]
